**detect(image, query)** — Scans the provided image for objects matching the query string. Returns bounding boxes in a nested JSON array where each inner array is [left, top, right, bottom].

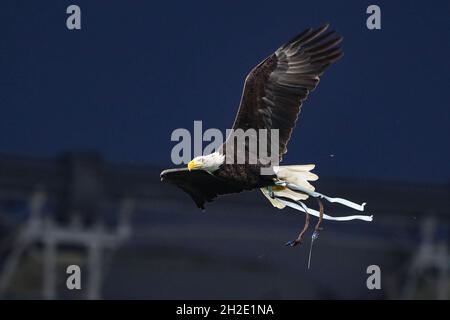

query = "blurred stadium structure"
[[0, 152, 448, 299]]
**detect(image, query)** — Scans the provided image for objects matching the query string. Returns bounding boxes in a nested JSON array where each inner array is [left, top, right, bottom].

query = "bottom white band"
[[276, 197, 374, 222]]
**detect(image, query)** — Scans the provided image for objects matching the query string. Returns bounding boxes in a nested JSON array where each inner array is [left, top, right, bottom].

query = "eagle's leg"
[[285, 206, 310, 247], [315, 198, 324, 231], [312, 198, 324, 240]]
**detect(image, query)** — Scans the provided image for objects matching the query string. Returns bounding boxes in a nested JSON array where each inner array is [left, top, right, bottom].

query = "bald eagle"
[[161, 24, 372, 246]]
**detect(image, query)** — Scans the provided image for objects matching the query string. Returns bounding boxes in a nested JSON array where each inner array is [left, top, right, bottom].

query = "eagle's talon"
[[311, 231, 320, 241], [285, 240, 300, 247]]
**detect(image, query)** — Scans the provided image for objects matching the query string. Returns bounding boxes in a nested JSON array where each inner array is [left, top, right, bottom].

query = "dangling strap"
[[276, 197, 373, 222]]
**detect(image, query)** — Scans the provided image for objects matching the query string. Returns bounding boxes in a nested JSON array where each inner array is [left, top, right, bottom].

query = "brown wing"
[[160, 168, 244, 209], [227, 24, 343, 161]]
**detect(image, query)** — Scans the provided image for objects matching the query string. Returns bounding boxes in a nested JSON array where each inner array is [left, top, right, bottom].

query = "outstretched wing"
[[160, 168, 244, 209], [226, 24, 343, 161]]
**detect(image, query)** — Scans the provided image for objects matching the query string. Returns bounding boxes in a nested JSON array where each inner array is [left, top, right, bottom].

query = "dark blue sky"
[[1, 0, 449, 183]]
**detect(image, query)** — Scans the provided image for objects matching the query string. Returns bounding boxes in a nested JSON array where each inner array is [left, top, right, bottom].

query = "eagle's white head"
[[187, 152, 225, 173]]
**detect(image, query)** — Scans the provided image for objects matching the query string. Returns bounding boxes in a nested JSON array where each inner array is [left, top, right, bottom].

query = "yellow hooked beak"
[[187, 160, 198, 171]]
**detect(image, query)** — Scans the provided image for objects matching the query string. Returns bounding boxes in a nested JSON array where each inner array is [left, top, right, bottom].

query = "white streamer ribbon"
[[282, 182, 367, 212], [276, 197, 373, 222], [271, 181, 373, 222]]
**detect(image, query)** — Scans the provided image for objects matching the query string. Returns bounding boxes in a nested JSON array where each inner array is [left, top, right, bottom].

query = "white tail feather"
[[260, 188, 286, 209], [262, 164, 318, 207], [273, 188, 308, 201], [275, 164, 318, 191]]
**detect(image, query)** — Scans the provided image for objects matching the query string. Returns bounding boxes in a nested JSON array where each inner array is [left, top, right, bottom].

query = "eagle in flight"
[[161, 24, 372, 247]]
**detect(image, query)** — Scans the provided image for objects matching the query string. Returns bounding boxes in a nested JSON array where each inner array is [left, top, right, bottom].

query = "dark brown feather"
[[224, 24, 343, 161], [160, 168, 245, 209]]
